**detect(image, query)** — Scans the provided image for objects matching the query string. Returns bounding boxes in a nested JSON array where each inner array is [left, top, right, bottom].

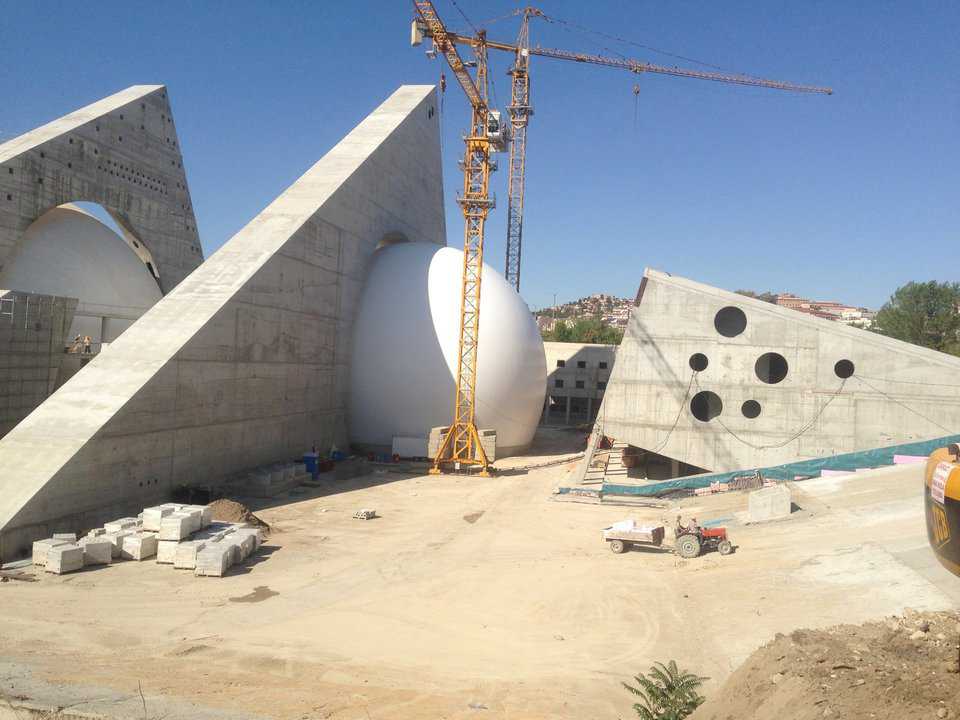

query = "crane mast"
[[413, 0, 498, 476], [504, 8, 541, 292]]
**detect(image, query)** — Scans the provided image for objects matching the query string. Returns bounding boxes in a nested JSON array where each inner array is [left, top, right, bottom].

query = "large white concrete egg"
[[0, 204, 162, 343], [350, 242, 546, 456]]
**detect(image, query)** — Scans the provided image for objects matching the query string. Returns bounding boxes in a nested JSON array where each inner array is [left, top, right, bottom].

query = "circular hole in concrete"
[[756, 352, 789, 384], [714, 306, 747, 337], [689, 353, 708, 372], [742, 400, 761, 419], [834, 359, 855, 379], [690, 390, 723, 422]]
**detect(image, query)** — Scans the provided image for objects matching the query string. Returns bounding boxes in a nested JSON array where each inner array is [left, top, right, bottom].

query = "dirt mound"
[[208, 498, 270, 532], [692, 610, 960, 720]]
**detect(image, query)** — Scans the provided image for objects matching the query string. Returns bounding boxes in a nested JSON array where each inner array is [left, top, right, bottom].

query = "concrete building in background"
[[0, 85, 200, 440], [597, 268, 960, 474], [541, 342, 615, 426], [0, 85, 444, 560]]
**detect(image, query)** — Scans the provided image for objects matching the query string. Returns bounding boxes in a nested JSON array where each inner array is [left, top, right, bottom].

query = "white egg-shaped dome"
[[0, 204, 162, 344], [350, 242, 546, 456]]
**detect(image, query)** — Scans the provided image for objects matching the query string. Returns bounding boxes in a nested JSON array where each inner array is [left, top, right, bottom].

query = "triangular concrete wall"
[[0, 85, 201, 292], [598, 268, 960, 474], [0, 85, 444, 559]]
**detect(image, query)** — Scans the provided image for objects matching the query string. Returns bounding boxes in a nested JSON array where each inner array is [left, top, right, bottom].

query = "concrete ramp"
[[0, 85, 444, 559]]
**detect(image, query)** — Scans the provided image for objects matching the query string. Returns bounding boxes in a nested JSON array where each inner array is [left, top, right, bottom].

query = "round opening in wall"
[[690, 390, 723, 422], [834, 359, 855, 379], [755, 352, 789, 384], [741, 400, 762, 419], [714, 306, 747, 338], [689, 353, 709, 372]]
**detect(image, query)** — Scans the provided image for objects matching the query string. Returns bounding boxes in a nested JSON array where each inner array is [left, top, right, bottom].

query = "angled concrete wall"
[[0, 85, 202, 292], [598, 269, 960, 474], [0, 85, 444, 559]]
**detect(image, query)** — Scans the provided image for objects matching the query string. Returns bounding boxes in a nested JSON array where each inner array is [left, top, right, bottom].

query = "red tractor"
[[675, 517, 733, 559]]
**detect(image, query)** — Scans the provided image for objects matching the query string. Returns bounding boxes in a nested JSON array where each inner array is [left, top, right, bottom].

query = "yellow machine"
[[924, 444, 960, 577]]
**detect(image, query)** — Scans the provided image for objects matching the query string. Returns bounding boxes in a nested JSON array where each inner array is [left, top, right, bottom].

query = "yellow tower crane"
[[413, 2, 832, 476]]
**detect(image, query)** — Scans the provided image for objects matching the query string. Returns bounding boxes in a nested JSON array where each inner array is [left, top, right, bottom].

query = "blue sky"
[[1, 1, 957, 310]]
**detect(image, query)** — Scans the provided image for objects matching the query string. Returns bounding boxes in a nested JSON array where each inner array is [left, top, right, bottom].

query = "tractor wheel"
[[717, 539, 733, 556], [676, 534, 701, 559], [609, 539, 627, 554]]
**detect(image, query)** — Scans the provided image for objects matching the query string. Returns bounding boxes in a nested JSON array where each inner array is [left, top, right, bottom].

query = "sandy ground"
[[1, 429, 958, 719]]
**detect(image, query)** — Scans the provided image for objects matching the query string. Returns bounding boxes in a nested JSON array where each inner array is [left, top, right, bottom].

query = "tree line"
[[541, 281, 960, 355]]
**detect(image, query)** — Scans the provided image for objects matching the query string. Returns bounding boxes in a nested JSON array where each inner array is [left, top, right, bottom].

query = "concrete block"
[[173, 540, 206, 570], [156, 540, 179, 564], [46, 544, 83, 574], [52, 532, 76, 541], [183, 504, 212, 528], [85, 528, 106, 538], [194, 542, 235, 577], [32, 537, 69, 566], [229, 532, 257, 561], [158, 510, 201, 541], [102, 531, 132, 559], [143, 505, 178, 532], [121, 532, 158, 561], [104, 517, 139, 533], [79, 537, 113, 566], [748, 484, 792, 523]]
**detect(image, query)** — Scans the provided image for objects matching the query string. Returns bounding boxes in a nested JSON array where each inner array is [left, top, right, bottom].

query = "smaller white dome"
[[0, 204, 163, 343]]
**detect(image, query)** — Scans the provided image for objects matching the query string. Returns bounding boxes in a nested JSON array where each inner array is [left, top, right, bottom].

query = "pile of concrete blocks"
[[29, 502, 264, 578], [748, 483, 793, 523]]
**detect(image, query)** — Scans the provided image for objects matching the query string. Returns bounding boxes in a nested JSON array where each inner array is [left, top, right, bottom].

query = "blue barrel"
[[303, 452, 319, 478]]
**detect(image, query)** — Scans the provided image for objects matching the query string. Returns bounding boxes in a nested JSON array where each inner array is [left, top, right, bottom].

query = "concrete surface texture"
[[0, 85, 201, 294], [0, 85, 445, 561], [0, 289, 76, 437], [349, 242, 546, 455], [0, 204, 163, 346], [598, 268, 960, 473], [0, 431, 954, 719]]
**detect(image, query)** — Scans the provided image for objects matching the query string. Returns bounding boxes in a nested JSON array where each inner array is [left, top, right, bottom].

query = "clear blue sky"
[[2, 1, 957, 310]]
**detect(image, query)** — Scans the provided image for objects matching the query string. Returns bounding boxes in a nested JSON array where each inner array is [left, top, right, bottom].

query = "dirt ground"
[[1, 428, 958, 719]]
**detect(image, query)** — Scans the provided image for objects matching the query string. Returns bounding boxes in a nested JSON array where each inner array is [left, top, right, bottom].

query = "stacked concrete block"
[[158, 509, 201, 541], [104, 517, 140, 533], [102, 530, 132, 559], [121, 532, 158, 561], [85, 528, 105, 538], [46, 544, 84, 574], [142, 504, 182, 532], [32, 537, 70, 566], [52, 532, 77, 541], [194, 542, 235, 577], [79, 537, 113, 566], [748, 484, 793, 523], [184, 504, 213, 528], [173, 540, 207, 570], [156, 540, 179, 564]]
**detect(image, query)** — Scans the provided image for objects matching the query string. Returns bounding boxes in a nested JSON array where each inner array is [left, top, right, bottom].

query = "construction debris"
[[353, 509, 377, 520]]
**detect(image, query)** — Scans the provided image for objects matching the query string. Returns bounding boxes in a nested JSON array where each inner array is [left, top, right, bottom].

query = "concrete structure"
[[597, 268, 960, 475], [0, 86, 200, 440], [0, 204, 164, 350], [541, 342, 615, 426], [748, 484, 792, 522], [0, 289, 77, 436], [0, 85, 444, 560], [349, 242, 546, 456], [0, 85, 201, 293]]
